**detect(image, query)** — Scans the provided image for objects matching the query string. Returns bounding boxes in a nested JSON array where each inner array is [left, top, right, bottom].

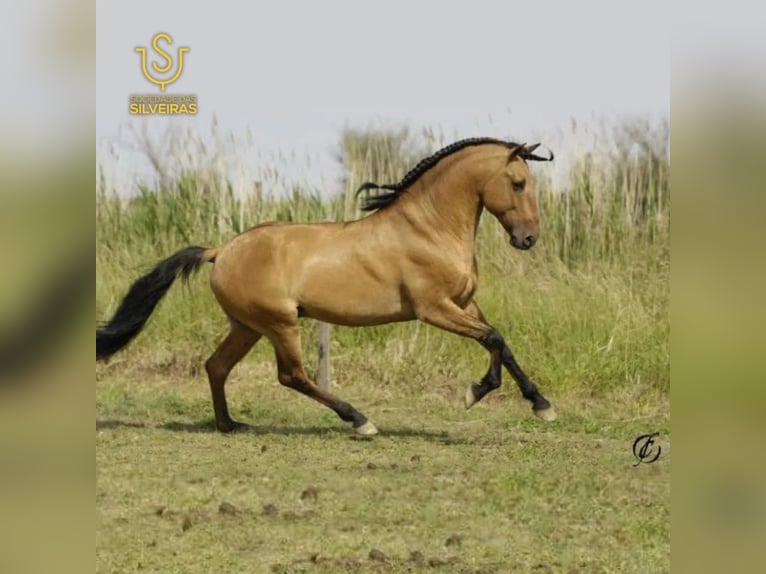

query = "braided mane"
[[356, 137, 553, 212]]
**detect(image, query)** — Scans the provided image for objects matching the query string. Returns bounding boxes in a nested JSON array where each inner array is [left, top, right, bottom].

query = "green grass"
[[96, 372, 669, 574]]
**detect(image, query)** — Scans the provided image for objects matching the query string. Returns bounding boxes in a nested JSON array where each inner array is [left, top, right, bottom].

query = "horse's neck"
[[393, 151, 489, 246]]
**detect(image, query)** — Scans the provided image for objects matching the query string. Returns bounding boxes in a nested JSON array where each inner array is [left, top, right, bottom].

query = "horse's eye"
[[512, 180, 525, 192]]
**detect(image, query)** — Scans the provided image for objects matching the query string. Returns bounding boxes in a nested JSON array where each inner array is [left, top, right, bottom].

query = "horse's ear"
[[524, 145, 555, 162], [507, 143, 527, 163], [524, 143, 541, 154]]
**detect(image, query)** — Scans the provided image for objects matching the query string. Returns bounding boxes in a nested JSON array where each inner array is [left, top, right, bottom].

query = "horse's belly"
[[303, 305, 413, 327], [299, 285, 414, 327]]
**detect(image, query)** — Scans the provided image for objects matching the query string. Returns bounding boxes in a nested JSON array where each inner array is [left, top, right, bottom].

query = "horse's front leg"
[[418, 300, 556, 421], [498, 337, 556, 420], [462, 301, 556, 420], [464, 301, 556, 420]]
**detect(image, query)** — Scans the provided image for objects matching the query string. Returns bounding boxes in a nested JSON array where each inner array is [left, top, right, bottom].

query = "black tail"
[[96, 246, 211, 361]]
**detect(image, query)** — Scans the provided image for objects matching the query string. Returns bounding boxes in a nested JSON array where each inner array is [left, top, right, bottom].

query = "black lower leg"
[[501, 345, 550, 411], [469, 367, 501, 403], [284, 376, 368, 428], [334, 400, 368, 428], [207, 375, 242, 432], [469, 331, 504, 402], [212, 394, 246, 432]]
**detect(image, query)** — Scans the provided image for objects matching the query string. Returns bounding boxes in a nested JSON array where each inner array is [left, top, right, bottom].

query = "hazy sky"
[[96, 0, 669, 192]]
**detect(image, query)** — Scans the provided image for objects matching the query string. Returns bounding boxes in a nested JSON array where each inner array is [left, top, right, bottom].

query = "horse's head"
[[480, 143, 551, 250]]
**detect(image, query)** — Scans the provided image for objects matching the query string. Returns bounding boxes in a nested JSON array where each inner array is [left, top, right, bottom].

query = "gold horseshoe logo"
[[135, 33, 189, 92]]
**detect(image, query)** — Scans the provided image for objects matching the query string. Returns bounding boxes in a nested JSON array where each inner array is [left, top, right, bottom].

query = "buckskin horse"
[[97, 138, 557, 436]]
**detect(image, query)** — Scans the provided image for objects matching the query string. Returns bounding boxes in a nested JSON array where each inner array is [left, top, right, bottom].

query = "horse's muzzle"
[[510, 233, 537, 250]]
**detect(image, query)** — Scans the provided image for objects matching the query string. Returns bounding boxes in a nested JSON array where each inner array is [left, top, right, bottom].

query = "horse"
[[97, 137, 557, 436]]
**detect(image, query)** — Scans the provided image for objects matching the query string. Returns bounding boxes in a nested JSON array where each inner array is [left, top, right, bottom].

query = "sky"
[[96, 0, 669, 194]]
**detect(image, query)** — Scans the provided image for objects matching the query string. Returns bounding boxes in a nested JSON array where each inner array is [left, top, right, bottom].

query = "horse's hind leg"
[[205, 320, 261, 433], [268, 323, 377, 436]]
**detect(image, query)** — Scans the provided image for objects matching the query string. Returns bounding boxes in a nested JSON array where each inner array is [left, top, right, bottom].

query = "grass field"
[[96, 370, 669, 573], [96, 121, 670, 572]]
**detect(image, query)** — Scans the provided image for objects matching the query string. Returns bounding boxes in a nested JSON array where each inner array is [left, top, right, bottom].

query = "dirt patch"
[[300, 485, 319, 501], [218, 501, 239, 515]]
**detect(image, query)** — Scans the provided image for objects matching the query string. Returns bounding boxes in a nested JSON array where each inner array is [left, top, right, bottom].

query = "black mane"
[[356, 137, 553, 212]]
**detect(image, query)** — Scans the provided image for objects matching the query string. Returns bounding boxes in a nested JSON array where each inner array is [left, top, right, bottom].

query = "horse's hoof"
[[464, 386, 478, 409], [217, 420, 249, 433], [534, 407, 557, 422], [354, 421, 378, 437]]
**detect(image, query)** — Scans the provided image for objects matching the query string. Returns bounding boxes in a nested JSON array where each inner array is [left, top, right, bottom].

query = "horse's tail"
[[96, 246, 218, 361]]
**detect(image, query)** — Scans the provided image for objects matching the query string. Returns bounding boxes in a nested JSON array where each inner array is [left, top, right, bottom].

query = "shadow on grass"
[[96, 418, 462, 443], [96, 420, 146, 430]]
